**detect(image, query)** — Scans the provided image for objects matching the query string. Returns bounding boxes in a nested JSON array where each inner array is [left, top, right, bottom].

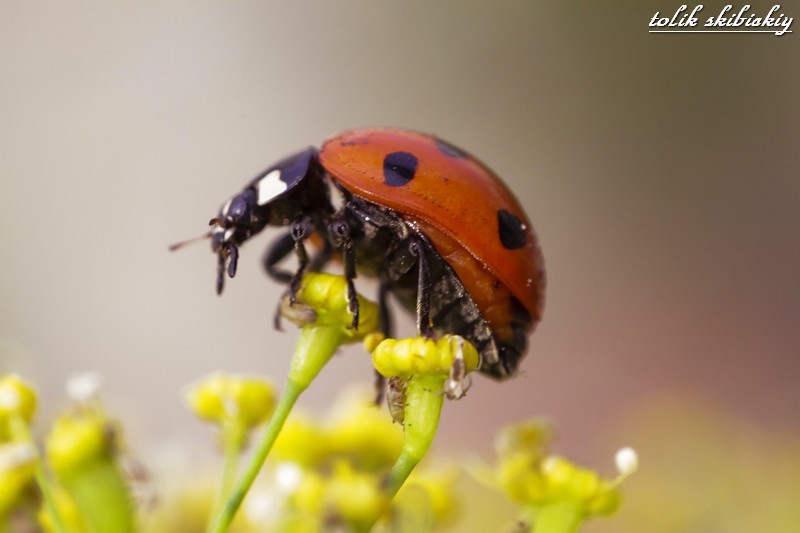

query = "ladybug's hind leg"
[[409, 239, 433, 337], [383, 235, 434, 338], [372, 281, 393, 404]]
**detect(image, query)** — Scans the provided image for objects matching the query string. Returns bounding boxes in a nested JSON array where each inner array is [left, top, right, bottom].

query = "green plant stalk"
[[9, 415, 66, 533], [361, 374, 445, 531], [530, 502, 584, 533], [208, 420, 246, 527], [57, 457, 136, 533], [206, 324, 345, 533], [386, 374, 446, 496]]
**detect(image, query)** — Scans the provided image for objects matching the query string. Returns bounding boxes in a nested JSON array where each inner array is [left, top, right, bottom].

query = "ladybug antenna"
[[168, 231, 212, 252]]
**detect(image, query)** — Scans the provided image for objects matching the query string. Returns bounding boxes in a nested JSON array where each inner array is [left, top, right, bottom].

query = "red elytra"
[[320, 128, 545, 333]]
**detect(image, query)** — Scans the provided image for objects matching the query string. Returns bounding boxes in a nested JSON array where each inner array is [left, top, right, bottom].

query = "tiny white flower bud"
[[244, 488, 282, 525], [66, 372, 103, 403], [615, 447, 638, 477], [274, 462, 303, 493]]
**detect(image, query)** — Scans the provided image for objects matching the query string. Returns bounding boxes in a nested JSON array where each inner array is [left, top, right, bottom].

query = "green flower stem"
[[207, 324, 345, 533], [361, 374, 445, 531], [387, 374, 447, 497], [209, 421, 246, 526], [58, 458, 136, 533], [386, 374, 446, 495], [8, 415, 65, 533], [530, 502, 584, 533]]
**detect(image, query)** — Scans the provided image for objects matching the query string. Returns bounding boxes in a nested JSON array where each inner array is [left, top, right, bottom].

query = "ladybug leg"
[[409, 239, 433, 337], [444, 336, 471, 400], [263, 217, 314, 331], [262, 232, 294, 284], [328, 219, 360, 330], [287, 216, 314, 304], [372, 281, 393, 404]]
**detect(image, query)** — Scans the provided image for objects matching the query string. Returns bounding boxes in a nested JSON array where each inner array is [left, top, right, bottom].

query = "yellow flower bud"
[[185, 373, 276, 429], [327, 462, 388, 525], [290, 469, 326, 516], [586, 479, 623, 516], [272, 414, 328, 468], [495, 418, 553, 460], [288, 273, 379, 339], [401, 467, 460, 525], [326, 389, 403, 471], [372, 335, 479, 379], [362, 332, 385, 353], [498, 454, 546, 504], [542, 456, 600, 502], [0, 374, 37, 439], [0, 442, 36, 516], [45, 410, 116, 475], [273, 389, 403, 471]]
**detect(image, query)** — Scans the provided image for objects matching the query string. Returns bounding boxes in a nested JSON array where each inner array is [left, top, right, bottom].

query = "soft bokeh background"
[[2, 1, 798, 530]]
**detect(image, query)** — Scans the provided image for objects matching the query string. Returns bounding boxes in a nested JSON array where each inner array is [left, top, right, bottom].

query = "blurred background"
[[1, 1, 798, 531]]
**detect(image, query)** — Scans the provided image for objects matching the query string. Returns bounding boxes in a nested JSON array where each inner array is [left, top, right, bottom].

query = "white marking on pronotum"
[[257, 169, 288, 206], [224, 228, 236, 242], [220, 198, 233, 217]]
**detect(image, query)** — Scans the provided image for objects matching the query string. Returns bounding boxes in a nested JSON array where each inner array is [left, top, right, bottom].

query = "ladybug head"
[[208, 188, 262, 294], [170, 147, 327, 295]]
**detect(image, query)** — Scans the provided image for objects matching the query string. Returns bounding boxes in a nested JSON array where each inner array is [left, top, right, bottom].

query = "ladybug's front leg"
[[262, 216, 314, 330], [262, 232, 295, 284], [287, 215, 314, 303], [328, 219, 359, 330]]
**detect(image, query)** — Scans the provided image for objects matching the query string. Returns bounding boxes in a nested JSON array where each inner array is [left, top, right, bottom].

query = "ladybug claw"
[[349, 310, 360, 331]]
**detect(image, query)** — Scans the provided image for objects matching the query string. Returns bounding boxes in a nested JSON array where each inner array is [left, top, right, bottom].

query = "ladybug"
[[177, 128, 544, 378]]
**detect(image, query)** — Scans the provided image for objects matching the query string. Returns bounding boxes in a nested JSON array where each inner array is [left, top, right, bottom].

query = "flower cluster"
[[476, 419, 638, 532], [0, 372, 136, 533], [262, 389, 457, 531], [3, 273, 638, 533]]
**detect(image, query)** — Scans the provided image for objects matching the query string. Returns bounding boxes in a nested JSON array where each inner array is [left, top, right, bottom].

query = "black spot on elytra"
[[383, 152, 418, 187], [497, 209, 527, 249], [435, 138, 469, 159]]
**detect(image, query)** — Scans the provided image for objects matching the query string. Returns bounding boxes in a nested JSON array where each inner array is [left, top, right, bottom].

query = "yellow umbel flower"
[[480, 419, 638, 532], [186, 373, 277, 430], [45, 386, 136, 533], [327, 461, 388, 528], [0, 374, 37, 441], [372, 335, 479, 379], [46, 409, 116, 475], [282, 272, 379, 340]]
